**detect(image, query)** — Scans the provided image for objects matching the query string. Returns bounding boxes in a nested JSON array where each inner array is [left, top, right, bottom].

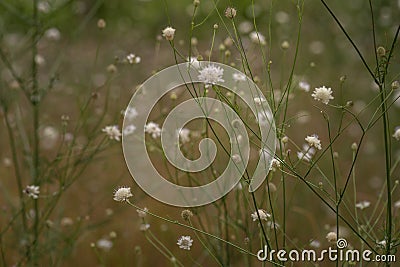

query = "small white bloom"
[[177, 236, 193, 250], [24, 185, 40, 199], [178, 128, 190, 143], [60, 217, 74, 227], [144, 122, 162, 139], [326, 232, 337, 243], [305, 135, 322, 150], [269, 158, 281, 171], [113, 186, 133, 202], [102, 125, 122, 141], [249, 31, 266, 45], [126, 53, 140, 64], [253, 97, 266, 105], [198, 64, 224, 88], [393, 127, 400, 141], [35, 55, 45, 66], [233, 73, 246, 82], [96, 238, 113, 251], [139, 223, 150, 231], [251, 209, 271, 221], [297, 144, 316, 162], [134, 56, 141, 64], [123, 124, 136, 136], [394, 200, 400, 209], [187, 57, 201, 69], [137, 207, 148, 218], [122, 107, 138, 120], [298, 81, 310, 92], [312, 86, 334, 104], [162, 26, 176, 41], [310, 240, 321, 248], [355, 201, 371, 210], [377, 240, 386, 248], [45, 28, 61, 41], [38, 1, 50, 13]]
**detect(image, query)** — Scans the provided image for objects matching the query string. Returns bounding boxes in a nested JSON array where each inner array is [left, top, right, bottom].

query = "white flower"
[[312, 86, 334, 104], [96, 238, 113, 251], [126, 53, 140, 64], [305, 135, 322, 150], [178, 128, 190, 143], [393, 127, 400, 141], [139, 223, 150, 231], [122, 107, 138, 120], [187, 57, 201, 69], [24, 185, 40, 199], [38, 1, 50, 13], [233, 73, 246, 82], [102, 125, 122, 141], [137, 207, 148, 218], [113, 186, 133, 202], [355, 201, 371, 210], [269, 158, 281, 171], [298, 81, 310, 92], [249, 31, 266, 45], [177, 236, 193, 250], [144, 122, 162, 139], [394, 200, 400, 209], [326, 232, 337, 243], [198, 64, 224, 88], [123, 124, 136, 136], [310, 240, 321, 248], [45, 28, 61, 41], [251, 209, 271, 221], [297, 144, 316, 162], [254, 97, 266, 105], [162, 26, 176, 41]]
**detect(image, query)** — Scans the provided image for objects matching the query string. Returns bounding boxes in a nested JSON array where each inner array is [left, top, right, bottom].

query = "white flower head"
[[305, 134, 322, 150], [139, 223, 150, 231], [96, 238, 113, 251], [144, 122, 162, 139], [297, 144, 316, 162], [269, 158, 281, 171], [178, 128, 191, 143], [123, 124, 136, 136], [298, 81, 310, 92], [187, 57, 201, 69], [198, 64, 224, 88], [312, 86, 334, 104], [326, 232, 337, 243], [113, 186, 133, 202], [24, 185, 40, 199], [355, 201, 371, 210], [249, 31, 266, 45], [177, 236, 193, 250], [253, 97, 266, 106], [162, 26, 176, 41], [102, 125, 122, 141], [251, 209, 271, 221], [45, 28, 61, 41], [393, 127, 400, 141], [122, 107, 138, 120], [233, 73, 246, 82], [126, 53, 140, 64], [137, 207, 148, 218]]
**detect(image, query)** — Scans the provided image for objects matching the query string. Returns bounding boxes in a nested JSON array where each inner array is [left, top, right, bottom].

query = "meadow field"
[[0, 0, 400, 266]]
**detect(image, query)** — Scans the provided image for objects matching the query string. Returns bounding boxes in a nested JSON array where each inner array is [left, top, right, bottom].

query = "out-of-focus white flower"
[[312, 86, 334, 104], [177, 236, 193, 250], [269, 158, 281, 171], [326, 232, 337, 243], [178, 128, 190, 143], [254, 97, 266, 105], [249, 31, 266, 45], [162, 26, 176, 41], [139, 223, 150, 231], [187, 57, 201, 69], [198, 64, 224, 88], [123, 124, 136, 136], [355, 201, 371, 210], [305, 135, 322, 150], [299, 81, 310, 92], [393, 127, 400, 141], [137, 207, 148, 218], [145, 122, 162, 139], [102, 125, 122, 141], [38, 1, 50, 13], [251, 209, 271, 221], [123, 107, 138, 120], [24, 185, 40, 199], [113, 186, 133, 202], [45, 28, 61, 41], [233, 73, 246, 82], [96, 238, 113, 251]]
